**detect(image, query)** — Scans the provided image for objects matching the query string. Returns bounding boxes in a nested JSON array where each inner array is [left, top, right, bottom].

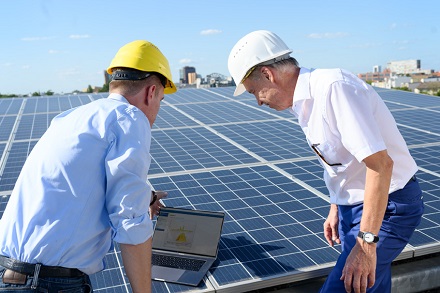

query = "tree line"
[[1, 82, 109, 98]]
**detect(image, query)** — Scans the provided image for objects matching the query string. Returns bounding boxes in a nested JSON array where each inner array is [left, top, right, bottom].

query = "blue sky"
[[1, 0, 439, 95]]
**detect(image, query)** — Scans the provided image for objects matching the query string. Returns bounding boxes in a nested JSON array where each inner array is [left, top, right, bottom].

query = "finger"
[[323, 226, 333, 246], [368, 272, 375, 289], [360, 275, 368, 293], [352, 275, 361, 293], [332, 229, 339, 243], [325, 235, 333, 246], [341, 269, 352, 293], [156, 191, 168, 199]]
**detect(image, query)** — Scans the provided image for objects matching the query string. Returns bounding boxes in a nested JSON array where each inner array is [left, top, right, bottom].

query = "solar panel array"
[[0, 87, 439, 293]]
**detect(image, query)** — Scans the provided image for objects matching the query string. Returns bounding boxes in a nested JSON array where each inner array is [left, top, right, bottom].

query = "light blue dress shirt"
[[0, 93, 153, 274]]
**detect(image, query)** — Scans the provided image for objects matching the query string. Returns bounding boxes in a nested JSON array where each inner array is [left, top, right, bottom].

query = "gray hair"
[[248, 57, 299, 80]]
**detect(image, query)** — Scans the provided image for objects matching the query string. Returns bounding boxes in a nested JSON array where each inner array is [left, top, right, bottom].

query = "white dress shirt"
[[291, 67, 418, 205]]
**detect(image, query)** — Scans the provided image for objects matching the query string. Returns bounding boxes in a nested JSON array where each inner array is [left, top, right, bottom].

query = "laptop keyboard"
[[153, 254, 206, 271]]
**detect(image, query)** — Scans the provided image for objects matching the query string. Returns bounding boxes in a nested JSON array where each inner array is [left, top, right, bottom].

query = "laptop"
[[151, 207, 225, 286]]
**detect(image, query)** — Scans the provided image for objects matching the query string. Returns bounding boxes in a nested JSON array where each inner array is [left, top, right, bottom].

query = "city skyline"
[[1, 0, 439, 95]]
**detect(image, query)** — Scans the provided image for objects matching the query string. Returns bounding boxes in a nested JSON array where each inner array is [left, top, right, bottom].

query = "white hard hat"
[[228, 30, 292, 96]]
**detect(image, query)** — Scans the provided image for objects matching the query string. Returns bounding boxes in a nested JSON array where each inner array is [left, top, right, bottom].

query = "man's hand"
[[149, 190, 167, 219], [324, 204, 340, 246], [340, 240, 376, 293]]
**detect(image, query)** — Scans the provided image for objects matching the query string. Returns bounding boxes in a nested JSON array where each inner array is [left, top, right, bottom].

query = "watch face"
[[364, 233, 375, 243]]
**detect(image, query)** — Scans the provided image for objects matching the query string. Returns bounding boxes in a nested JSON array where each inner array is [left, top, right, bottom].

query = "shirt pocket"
[[309, 140, 348, 176]]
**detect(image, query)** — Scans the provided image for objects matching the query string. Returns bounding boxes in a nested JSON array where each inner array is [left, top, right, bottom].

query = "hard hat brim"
[[233, 83, 246, 96]]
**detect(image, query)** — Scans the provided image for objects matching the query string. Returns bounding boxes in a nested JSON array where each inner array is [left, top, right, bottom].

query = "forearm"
[[120, 238, 152, 293], [360, 150, 394, 235]]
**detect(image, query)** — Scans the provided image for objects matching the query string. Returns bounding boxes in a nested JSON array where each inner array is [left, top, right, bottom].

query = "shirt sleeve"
[[105, 110, 153, 245], [325, 80, 387, 162]]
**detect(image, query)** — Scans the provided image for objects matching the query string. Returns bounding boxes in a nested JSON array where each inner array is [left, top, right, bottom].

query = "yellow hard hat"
[[107, 40, 176, 94]]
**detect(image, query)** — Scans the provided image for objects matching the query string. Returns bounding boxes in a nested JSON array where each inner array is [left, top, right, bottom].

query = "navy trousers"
[[319, 177, 424, 292]]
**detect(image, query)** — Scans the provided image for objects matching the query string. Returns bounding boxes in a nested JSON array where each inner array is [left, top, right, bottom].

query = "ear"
[[144, 84, 157, 105], [261, 66, 274, 82]]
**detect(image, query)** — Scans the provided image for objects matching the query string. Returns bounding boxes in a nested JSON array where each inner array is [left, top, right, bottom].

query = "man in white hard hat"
[[228, 30, 423, 293], [0, 40, 175, 293]]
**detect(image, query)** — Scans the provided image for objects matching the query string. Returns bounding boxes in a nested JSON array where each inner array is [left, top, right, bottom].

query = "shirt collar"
[[107, 93, 129, 104], [290, 67, 312, 117]]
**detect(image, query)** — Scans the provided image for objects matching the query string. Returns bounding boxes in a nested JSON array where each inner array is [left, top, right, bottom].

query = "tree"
[[86, 85, 93, 93], [45, 90, 54, 96], [32, 92, 41, 96], [0, 93, 17, 98], [99, 83, 109, 93]]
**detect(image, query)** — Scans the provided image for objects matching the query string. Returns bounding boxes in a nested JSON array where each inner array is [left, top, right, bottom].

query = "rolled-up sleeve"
[[105, 109, 153, 245]]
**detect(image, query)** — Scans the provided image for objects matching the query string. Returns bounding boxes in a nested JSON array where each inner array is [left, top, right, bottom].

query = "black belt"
[[408, 175, 416, 185], [0, 255, 84, 278]]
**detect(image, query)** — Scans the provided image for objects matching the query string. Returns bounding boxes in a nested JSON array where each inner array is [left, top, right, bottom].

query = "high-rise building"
[[180, 66, 196, 84], [188, 72, 197, 84]]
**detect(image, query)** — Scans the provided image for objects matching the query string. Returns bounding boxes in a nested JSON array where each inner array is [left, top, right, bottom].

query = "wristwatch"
[[358, 231, 379, 244]]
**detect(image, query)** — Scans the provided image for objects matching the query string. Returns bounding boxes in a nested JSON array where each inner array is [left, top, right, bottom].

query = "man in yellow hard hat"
[[0, 40, 176, 293], [228, 30, 423, 293]]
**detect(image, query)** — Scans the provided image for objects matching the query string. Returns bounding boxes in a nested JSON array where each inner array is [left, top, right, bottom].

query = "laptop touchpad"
[[152, 266, 185, 281]]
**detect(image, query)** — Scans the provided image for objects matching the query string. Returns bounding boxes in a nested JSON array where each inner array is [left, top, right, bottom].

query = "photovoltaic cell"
[[149, 127, 259, 175], [393, 109, 440, 133], [0, 98, 23, 115], [0, 140, 37, 192], [0, 116, 16, 142]]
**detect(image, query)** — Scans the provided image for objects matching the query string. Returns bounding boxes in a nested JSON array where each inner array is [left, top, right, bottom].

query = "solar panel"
[[0, 86, 439, 293]]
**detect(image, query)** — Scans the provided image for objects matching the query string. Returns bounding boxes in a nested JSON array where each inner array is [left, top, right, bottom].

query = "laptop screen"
[[152, 207, 224, 257]]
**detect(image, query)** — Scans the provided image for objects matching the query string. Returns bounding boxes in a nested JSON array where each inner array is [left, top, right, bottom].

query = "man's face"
[[243, 74, 292, 111]]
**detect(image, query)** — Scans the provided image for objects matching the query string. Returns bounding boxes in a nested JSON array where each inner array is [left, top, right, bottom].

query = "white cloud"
[[179, 58, 192, 64], [22, 65, 31, 69], [48, 49, 59, 54], [69, 34, 91, 39], [200, 29, 222, 35], [2, 62, 12, 67], [307, 32, 349, 39], [390, 23, 397, 29], [21, 36, 56, 41]]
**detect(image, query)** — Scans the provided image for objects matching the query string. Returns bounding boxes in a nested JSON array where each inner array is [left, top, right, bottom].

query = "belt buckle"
[[2, 269, 27, 285]]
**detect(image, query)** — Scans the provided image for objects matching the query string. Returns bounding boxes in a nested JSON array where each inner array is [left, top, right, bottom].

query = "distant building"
[[387, 59, 420, 74], [358, 69, 391, 83], [387, 75, 411, 89], [180, 66, 196, 84], [414, 82, 440, 95], [188, 72, 197, 84]]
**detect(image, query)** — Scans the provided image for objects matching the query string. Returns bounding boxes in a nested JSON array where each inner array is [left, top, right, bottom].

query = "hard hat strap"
[[258, 53, 292, 66], [111, 70, 151, 81], [112, 70, 167, 88]]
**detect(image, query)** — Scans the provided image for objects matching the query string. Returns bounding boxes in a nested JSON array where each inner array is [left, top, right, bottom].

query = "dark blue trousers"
[[319, 177, 424, 293], [0, 265, 92, 292]]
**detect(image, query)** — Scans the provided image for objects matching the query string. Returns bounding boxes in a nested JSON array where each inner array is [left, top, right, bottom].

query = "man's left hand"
[[149, 190, 167, 219], [340, 240, 376, 293]]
